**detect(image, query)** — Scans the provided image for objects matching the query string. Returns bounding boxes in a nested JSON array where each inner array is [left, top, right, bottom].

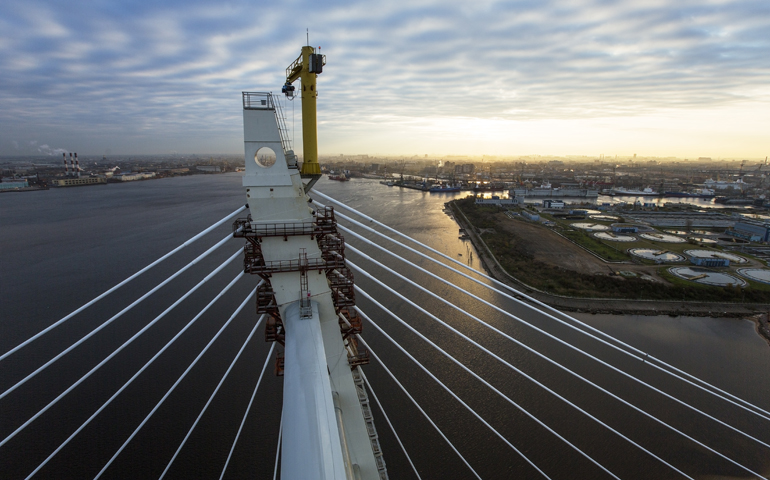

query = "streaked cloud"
[[0, 0, 768, 157]]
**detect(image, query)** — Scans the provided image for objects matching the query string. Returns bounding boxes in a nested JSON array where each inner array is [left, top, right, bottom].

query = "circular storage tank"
[[718, 237, 749, 244], [737, 268, 770, 285], [639, 232, 686, 243], [665, 230, 688, 235], [629, 248, 685, 262], [688, 236, 718, 245], [577, 209, 602, 215], [594, 232, 636, 242], [669, 267, 746, 287], [572, 222, 609, 231], [684, 250, 748, 264], [590, 214, 619, 221]]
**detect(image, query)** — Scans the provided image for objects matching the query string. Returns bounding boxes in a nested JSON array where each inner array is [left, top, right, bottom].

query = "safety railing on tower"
[[272, 97, 294, 158], [241, 92, 295, 164], [242, 92, 274, 110]]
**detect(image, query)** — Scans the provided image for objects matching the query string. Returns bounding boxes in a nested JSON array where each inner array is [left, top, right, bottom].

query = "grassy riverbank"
[[453, 197, 770, 303]]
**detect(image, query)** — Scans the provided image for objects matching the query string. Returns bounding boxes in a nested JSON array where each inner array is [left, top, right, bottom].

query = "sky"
[[0, 0, 768, 159]]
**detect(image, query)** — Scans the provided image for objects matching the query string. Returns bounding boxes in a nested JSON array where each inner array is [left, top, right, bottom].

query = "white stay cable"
[[0, 205, 246, 363], [313, 190, 770, 420], [355, 295, 608, 480], [24, 276, 256, 479], [346, 252, 691, 478], [344, 231, 770, 452], [94, 288, 266, 479], [220, 342, 277, 480], [313, 195, 770, 422], [358, 369, 422, 480], [0, 233, 238, 402], [1, 249, 243, 451], [272, 411, 283, 480], [353, 273, 767, 479], [355, 336, 483, 480], [159, 313, 268, 479]]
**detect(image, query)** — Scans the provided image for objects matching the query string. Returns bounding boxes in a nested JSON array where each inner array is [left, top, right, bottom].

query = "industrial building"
[[624, 211, 734, 227], [612, 224, 638, 233], [52, 177, 106, 187], [455, 163, 476, 174], [690, 256, 730, 267], [51, 151, 108, 186], [114, 172, 157, 181], [543, 200, 565, 208], [726, 221, 770, 242], [0, 179, 28, 190]]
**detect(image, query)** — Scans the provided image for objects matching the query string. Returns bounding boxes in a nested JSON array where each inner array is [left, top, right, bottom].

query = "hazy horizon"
[[3, 153, 768, 163], [1, 0, 768, 158]]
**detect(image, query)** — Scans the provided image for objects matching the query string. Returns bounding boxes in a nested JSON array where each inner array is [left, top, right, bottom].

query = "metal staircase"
[[352, 368, 388, 479]]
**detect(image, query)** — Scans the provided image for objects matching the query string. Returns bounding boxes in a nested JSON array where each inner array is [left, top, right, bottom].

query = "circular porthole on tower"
[[255, 147, 277, 168]]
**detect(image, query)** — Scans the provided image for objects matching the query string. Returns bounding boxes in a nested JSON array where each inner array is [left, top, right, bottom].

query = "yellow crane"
[[283, 45, 326, 176]]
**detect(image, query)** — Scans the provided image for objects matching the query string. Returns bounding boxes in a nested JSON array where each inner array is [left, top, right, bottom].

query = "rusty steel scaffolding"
[[234, 206, 369, 373]]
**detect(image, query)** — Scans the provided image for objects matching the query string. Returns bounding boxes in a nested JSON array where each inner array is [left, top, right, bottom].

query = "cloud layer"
[[1, 0, 768, 157]]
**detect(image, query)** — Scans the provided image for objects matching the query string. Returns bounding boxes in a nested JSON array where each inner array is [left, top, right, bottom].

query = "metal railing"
[[233, 218, 336, 239], [242, 92, 274, 110], [244, 258, 343, 276], [273, 96, 294, 157], [241, 92, 294, 161]]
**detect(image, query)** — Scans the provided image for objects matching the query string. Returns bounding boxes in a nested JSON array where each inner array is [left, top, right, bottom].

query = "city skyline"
[[0, 0, 768, 158]]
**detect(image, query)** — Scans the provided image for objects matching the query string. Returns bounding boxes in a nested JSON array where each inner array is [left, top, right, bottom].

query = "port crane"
[[282, 45, 326, 177]]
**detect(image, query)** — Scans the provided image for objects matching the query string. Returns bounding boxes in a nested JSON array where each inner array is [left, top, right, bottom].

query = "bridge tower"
[[236, 91, 386, 479]]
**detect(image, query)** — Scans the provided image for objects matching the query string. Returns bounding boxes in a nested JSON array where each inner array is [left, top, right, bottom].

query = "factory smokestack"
[[69, 153, 74, 178], [75, 153, 80, 178], [63, 153, 68, 176]]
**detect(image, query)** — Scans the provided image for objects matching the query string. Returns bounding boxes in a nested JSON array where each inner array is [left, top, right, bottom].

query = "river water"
[[1, 173, 769, 479]]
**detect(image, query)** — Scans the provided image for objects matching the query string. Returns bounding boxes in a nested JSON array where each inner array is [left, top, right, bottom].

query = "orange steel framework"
[[233, 206, 368, 376]]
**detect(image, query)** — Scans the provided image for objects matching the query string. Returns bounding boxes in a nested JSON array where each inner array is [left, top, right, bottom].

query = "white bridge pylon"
[[240, 92, 383, 480]]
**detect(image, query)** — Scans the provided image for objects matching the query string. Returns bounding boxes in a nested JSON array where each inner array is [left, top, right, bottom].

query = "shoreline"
[[749, 313, 770, 346], [448, 200, 770, 321]]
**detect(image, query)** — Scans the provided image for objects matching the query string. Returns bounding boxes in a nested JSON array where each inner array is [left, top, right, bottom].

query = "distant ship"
[[663, 188, 715, 199], [327, 173, 349, 181], [611, 187, 660, 196], [714, 196, 758, 205], [429, 184, 461, 193], [512, 183, 599, 198], [472, 182, 507, 192]]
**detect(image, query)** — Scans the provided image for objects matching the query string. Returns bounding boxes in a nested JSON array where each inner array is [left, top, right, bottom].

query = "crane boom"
[[284, 46, 326, 176]]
